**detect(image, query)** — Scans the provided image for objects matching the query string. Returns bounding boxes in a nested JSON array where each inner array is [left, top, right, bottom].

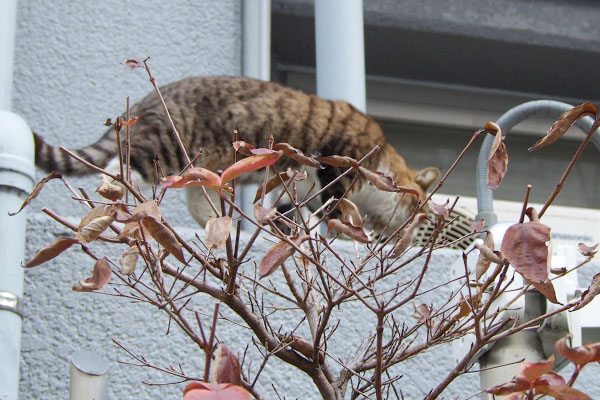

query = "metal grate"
[[415, 203, 478, 250]]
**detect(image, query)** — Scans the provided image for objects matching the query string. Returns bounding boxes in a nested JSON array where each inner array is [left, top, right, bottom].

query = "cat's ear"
[[415, 167, 440, 190]]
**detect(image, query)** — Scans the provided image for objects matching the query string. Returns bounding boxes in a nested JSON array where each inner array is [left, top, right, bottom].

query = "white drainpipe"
[[241, 0, 271, 228], [314, 0, 366, 111], [1, 1, 36, 400]]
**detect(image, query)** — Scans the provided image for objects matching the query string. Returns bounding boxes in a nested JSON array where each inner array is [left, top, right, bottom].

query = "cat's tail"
[[33, 130, 118, 175]]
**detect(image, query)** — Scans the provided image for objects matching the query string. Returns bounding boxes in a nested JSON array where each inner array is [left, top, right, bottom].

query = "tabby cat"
[[33, 76, 440, 233]]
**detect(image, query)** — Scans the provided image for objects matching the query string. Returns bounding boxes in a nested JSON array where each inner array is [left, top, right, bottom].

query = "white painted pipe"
[[315, 0, 366, 112], [70, 350, 109, 400], [0, 111, 35, 400], [241, 0, 271, 229], [0, 0, 18, 110]]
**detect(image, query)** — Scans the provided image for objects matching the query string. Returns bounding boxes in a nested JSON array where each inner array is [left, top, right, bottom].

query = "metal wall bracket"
[[0, 291, 22, 318]]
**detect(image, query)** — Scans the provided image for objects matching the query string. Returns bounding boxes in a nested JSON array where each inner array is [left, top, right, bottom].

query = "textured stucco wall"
[[10, 1, 600, 399]]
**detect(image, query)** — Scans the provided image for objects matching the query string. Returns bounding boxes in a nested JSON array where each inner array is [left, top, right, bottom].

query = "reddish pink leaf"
[[205, 216, 232, 249], [501, 222, 552, 283], [72, 258, 112, 292], [23, 237, 79, 268], [326, 219, 370, 243], [161, 168, 222, 189], [121, 116, 139, 126], [529, 103, 598, 151], [232, 141, 274, 156], [555, 335, 597, 366], [535, 383, 592, 400], [259, 235, 309, 278], [183, 382, 251, 400], [213, 344, 242, 385], [532, 371, 565, 387], [486, 377, 529, 396], [518, 355, 554, 383], [9, 171, 62, 216], [221, 151, 283, 185]]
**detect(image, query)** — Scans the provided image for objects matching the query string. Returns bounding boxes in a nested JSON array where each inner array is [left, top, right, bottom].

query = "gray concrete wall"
[[10, 1, 600, 399]]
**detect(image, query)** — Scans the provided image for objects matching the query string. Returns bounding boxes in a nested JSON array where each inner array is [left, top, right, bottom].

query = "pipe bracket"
[[0, 291, 22, 318]]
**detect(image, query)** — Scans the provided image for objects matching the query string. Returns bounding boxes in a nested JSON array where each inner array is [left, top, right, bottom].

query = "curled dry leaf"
[[23, 237, 79, 268], [142, 215, 186, 263], [120, 116, 139, 126], [220, 151, 283, 184], [205, 216, 233, 249], [287, 168, 307, 181], [573, 272, 600, 311], [392, 213, 427, 258], [486, 377, 530, 396], [487, 122, 508, 190], [254, 204, 277, 225], [326, 219, 370, 243], [474, 231, 503, 280], [578, 242, 598, 257], [273, 142, 323, 168], [259, 235, 309, 278], [429, 199, 450, 221], [455, 291, 482, 321], [183, 382, 251, 400], [412, 303, 432, 325], [96, 174, 123, 201], [9, 171, 62, 216], [72, 258, 112, 292], [315, 155, 358, 168], [120, 244, 140, 275], [337, 198, 363, 227], [76, 215, 115, 244], [278, 333, 325, 364], [529, 103, 598, 151], [470, 218, 486, 232], [121, 200, 161, 238], [359, 166, 419, 195], [212, 344, 242, 385], [123, 58, 145, 69], [253, 172, 288, 203], [535, 384, 592, 400]]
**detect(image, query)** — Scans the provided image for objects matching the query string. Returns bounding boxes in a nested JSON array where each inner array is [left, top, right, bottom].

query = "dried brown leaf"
[[391, 213, 427, 258], [72, 258, 112, 292], [555, 335, 596, 366], [359, 166, 419, 195], [455, 291, 482, 321], [259, 235, 309, 278], [278, 334, 325, 364], [205, 216, 232, 249], [429, 199, 450, 221], [578, 242, 598, 257], [212, 344, 241, 385], [120, 244, 140, 275], [475, 231, 503, 280], [23, 237, 79, 268], [123, 58, 145, 69], [501, 222, 551, 283], [122, 200, 161, 238], [519, 355, 555, 382], [573, 273, 600, 311], [326, 219, 371, 243], [142, 215, 185, 263], [273, 143, 323, 168], [254, 204, 277, 226], [535, 384, 592, 400], [9, 172, 62, 216], [315, 155, 358, 168], [487, 123, 508, 189], [253, 172, 289, 203], [75, 215, 115, 244], [338, 198, 363, 227], [96, 174, 124, 201], [529, 103, 598, 151], [471, 218, 486, 232]]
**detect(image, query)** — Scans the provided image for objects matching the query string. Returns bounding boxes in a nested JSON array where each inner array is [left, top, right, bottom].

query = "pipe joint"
[[0, 292, 22, 318]]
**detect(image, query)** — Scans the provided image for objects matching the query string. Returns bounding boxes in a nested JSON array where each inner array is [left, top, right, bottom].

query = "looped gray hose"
[[476, 100, 599, 228]]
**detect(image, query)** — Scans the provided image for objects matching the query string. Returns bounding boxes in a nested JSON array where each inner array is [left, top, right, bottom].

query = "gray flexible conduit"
[[476, 100, 600, 228]]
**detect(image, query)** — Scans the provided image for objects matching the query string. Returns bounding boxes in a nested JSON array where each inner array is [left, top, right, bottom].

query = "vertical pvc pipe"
[[241, 0, 271, 229], [70, 350, 109, 400], [0, 111, 35, 400], [314, 0, 366, 112], [0, 0, 17, 110]]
